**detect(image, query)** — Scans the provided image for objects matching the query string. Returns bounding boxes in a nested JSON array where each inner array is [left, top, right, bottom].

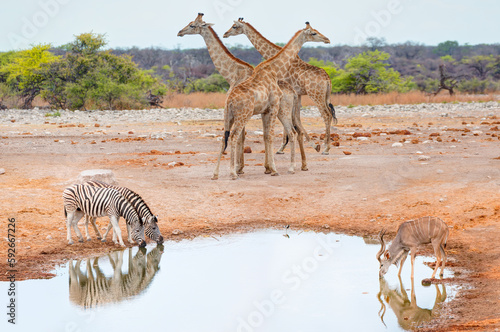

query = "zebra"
[[69, 246, 164, 308], [82, 180, 163, 244], [63, 184, 146, 247]]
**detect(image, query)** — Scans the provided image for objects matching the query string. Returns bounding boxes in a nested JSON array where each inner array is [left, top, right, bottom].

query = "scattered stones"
[[172, 229, 183, 235], [1, 102, 498, 125]]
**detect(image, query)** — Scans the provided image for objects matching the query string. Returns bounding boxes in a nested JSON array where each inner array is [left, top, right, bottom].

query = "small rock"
[[254, 131, 263, 136], [202, 133, 216, 138], [46, 235, 53, 240], [0, 168, 5, 175], [323, 224, 330, 229], [437, 169, 444, 174], [172, 229, 183, 235], [343, 151, 352, 155], [244, 146, 252, 153], [415, 151, 423, 154], [418, 155, 431, 161], [392, 142, 403, 147]]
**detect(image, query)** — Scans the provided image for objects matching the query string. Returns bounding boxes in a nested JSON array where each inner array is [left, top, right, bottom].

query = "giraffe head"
[[301, 22, 330, 44], [223, 17, 246, 38], [177, 13, 214, 37]]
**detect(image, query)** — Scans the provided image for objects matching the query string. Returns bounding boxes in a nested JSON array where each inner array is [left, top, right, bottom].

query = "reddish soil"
[[0, 112, 499, 330]]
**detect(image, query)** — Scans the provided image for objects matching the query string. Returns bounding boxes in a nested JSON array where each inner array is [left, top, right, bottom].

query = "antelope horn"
[[376, 229, 386, 263]]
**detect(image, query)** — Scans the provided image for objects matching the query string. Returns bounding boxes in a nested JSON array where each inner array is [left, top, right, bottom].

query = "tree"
[[1, 45, 59, 108], [433, 41, 459, 56], [461, 55, 497, 79], [329, 50, 414, 94], [38, 32, 166, 110]]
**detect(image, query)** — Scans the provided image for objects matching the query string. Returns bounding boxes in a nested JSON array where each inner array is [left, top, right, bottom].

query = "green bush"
[[184, 73, 229, 93], [312, 51, 415, 94]]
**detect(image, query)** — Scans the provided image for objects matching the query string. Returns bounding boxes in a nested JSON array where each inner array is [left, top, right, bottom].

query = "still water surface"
[[1, 229, 454, 332]]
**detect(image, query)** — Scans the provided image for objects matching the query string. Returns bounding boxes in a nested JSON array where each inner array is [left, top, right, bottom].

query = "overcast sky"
[[1, 0, 499, 52]]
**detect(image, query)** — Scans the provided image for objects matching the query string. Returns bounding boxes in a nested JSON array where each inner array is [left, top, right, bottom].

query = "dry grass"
[[160, 91, 498, 109]]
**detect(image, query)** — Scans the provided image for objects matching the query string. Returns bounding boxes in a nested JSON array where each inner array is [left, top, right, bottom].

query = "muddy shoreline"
[[1, 105, 499, 330]]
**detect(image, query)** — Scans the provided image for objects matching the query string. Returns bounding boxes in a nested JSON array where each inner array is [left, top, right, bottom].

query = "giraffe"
[[178, 13, 316, 173], [213, 23, 330, 180], [224, 18, 337, 155]]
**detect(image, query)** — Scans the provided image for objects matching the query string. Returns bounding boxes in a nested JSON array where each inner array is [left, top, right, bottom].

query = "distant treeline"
[[1, 34, 499, 110], [111, 38, 500, 95]]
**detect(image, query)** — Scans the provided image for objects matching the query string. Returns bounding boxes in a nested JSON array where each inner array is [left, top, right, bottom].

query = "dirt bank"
[[0, 108, 499, 330]]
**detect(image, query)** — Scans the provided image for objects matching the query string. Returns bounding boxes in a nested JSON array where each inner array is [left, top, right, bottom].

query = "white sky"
[[1, 0, 499, 51]]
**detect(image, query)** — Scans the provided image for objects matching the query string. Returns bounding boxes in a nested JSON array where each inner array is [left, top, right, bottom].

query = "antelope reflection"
[[377, 276, 446, 330], [69, 246, 164, 308]]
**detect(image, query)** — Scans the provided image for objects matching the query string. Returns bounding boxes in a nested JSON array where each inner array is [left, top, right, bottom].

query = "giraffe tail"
[[223, 101, 234, 153], [326, 79, 337, 125]]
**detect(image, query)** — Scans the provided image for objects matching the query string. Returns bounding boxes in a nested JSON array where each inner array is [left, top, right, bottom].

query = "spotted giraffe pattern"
[[213, 23, 330, 180], [178, 13, 314, 175], [224, 19, 336, 154]]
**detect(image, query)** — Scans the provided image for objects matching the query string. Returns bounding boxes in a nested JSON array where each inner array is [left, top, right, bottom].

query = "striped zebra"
[[82, 180, 163, 244], [69, 246, 164, 308], [63, 184, 146, 247]]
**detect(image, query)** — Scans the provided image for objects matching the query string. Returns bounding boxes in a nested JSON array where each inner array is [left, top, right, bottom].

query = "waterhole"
[[1, 229, 455, 331]]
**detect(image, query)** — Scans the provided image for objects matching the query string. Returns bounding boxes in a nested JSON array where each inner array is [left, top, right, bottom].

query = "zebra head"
[[130, 218, 146, 248], [144, 215, 163, 244]]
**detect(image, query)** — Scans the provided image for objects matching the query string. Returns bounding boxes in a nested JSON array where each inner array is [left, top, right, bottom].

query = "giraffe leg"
[[237, 126, 245, 175], [277, 92, 296, 174], [309, 90, 333, 155], [294, 95, 319, 154], [212, 111, 234, 180], [262, 113, 273, 174], [263, 99, 280, 176], [229, 125, 245, 180]]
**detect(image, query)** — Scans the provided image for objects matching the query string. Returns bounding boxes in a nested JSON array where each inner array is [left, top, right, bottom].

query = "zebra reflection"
[[377, 276, 446, 330], [69, 246, 163, 308]]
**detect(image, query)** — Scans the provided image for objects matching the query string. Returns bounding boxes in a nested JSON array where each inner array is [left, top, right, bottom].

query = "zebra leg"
[[89, 217, 102, 240], [66, 210, 75, 244], [101, 222, 113, 242], [71, 210, 85, 243], [109, 215, 125, 247], [126, 223, 133, 244], [83, 215, 90, 241]]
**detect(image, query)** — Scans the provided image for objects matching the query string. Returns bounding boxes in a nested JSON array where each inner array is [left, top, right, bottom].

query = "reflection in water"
[[377, 276, 447, 330], [69, 246, 164, 308]]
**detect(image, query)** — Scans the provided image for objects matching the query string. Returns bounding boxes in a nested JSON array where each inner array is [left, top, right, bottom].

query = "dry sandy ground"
[[0, 109, 499, 330]]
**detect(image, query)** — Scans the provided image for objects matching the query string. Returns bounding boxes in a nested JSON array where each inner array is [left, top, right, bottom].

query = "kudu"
[[376, 216, 449, 279], [377, 276, 447, 330]]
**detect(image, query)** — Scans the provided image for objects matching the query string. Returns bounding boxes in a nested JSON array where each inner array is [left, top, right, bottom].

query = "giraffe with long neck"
[[213, 23, 330, 180], [178, 13, 315, 174], [224, 18, 337, 155]]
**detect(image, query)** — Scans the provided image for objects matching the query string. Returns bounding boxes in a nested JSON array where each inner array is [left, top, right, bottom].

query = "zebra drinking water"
[[63, 184, 146, 247], [82, 180, 163, 244]]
